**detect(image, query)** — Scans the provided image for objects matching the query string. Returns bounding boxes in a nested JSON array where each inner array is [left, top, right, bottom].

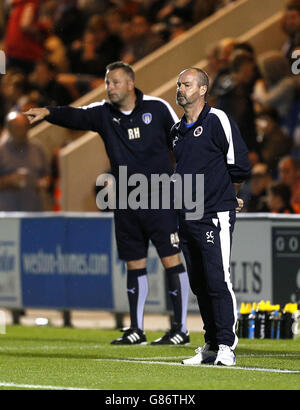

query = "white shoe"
[[214, 344, 236, 366], [182, 343, 218, 366]]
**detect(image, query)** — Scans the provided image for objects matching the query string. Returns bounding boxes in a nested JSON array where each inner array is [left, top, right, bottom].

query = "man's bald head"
[[6, 112, 30, 146], [176, 68, 209, 107], [179, 68, 209, 90]]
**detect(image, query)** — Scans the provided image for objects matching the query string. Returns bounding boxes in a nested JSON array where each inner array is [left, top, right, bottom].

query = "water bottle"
[[237, 303, 251, 338], [264, 301, 273, 339], [281, 303, 298, 339], [248, 303, 257, 339], [270, 305, 281, 340], [255, 301, 266, 339]]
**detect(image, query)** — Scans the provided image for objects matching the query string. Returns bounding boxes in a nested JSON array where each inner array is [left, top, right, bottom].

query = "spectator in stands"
[[254, 51, 300, 153], [103, 11, 124, 61], [156, 0, 197, 26], [213, 50, 258, 152], [208, 37, 237, 103], [0, 112, 49, 211], [4, 0, 52, 73], [281, 0, 300, 64], [205, 42, 221, 84], [266, 181, 295, 214], [278, 156, 300, 212], [253, 51, 298, 121], [119, 20, 135, 62], [0, 69, 29, 122], [44, 34, 70, 74], [69, 15, 121, 77], [29, 60, 73, 106], [121, 14, 164, 65], [255, 109, 293, 175], [244, 163, 273, 212], [53, 0, 87, 47], [106, 9, 124, 36]]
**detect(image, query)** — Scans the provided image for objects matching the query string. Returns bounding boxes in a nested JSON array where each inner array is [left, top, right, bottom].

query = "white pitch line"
[[133, 353, 300, 360], [95, 358, 300, 374], [0, 382, 97, 391]]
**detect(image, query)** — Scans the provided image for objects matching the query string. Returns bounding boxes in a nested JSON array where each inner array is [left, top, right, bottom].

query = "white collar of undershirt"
[[121, 109, 133, 115]]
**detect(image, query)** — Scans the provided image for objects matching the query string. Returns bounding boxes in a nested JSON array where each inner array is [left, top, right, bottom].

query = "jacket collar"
[[178, 102, 211, 134]]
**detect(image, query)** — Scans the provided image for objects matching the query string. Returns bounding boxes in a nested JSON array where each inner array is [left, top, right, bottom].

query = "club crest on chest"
[[193, 126, 203, 137], [142, 113, 152, 124]]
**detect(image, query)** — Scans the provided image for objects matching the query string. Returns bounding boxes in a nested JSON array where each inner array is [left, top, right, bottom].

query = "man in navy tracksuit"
[[24, 62, 190, 346], [172, 68, 251, 366]]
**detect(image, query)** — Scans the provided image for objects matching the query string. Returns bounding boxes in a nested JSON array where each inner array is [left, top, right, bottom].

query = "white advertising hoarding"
[[0, 218, 22, 308], [231, 218, 272, 306]]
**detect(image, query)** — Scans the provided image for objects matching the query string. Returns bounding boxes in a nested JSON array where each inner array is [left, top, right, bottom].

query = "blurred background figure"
[[253, 51, 299, 125], [68, 15, 122, 77], [29, 60, 73, 106], [213, 50, 258, 152], [208, 37, 237, 101], [53, 0, 86, 47], [243, 163, 273, 213], [0, 112, 50, 211], [266, 181, 295, 214], [255, 109, 293, 176], [121, 14, 164, 65], [0, 69, 29, 129], [4, 0, 52, 74], [278, 156, 300, 212], [253, 50, 300, 157], [281, 0, 300, 63]]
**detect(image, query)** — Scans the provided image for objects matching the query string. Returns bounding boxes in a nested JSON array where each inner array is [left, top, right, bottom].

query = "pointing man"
[[24, 62, 190, 346]]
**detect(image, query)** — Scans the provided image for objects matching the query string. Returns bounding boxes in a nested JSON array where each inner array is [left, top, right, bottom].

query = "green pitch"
[[0, 325, 299, 390]]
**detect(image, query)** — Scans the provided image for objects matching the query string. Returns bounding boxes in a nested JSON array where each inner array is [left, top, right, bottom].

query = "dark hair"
[[268, 181, 292, 205], [286, 0, 300, 13], [233, 42, 255, 56], [229, 51, 255, 73], [105, 61, 135, 81]]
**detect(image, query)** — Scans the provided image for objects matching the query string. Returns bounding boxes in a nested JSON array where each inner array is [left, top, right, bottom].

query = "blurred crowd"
[[0, 0, 299, 215], [206, 0, 300, 214], [0, 0, 231, 133]]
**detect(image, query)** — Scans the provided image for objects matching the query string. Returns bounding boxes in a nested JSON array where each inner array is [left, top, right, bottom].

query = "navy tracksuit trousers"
[[179, 210, 238, 349]]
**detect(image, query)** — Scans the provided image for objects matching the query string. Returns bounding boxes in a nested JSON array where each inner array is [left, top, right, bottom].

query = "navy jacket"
[[46, 88, 178, 180], [170, 103, 251, 218]]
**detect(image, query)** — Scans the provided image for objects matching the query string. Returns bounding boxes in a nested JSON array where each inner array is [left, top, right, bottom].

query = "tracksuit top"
[[46, 88, 178, 181], [170, 103, 251, 218]]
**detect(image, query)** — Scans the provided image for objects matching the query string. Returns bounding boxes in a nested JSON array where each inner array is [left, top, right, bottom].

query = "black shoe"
[[111, 327, 147, 345], [151, 325, 190, 345]]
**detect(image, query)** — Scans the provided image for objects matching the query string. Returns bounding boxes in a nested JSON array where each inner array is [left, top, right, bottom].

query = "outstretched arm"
[[24, 105, 101, 132]]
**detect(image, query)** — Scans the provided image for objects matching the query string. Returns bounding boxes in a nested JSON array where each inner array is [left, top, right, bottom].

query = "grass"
[[0, 325, 299, 390]]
